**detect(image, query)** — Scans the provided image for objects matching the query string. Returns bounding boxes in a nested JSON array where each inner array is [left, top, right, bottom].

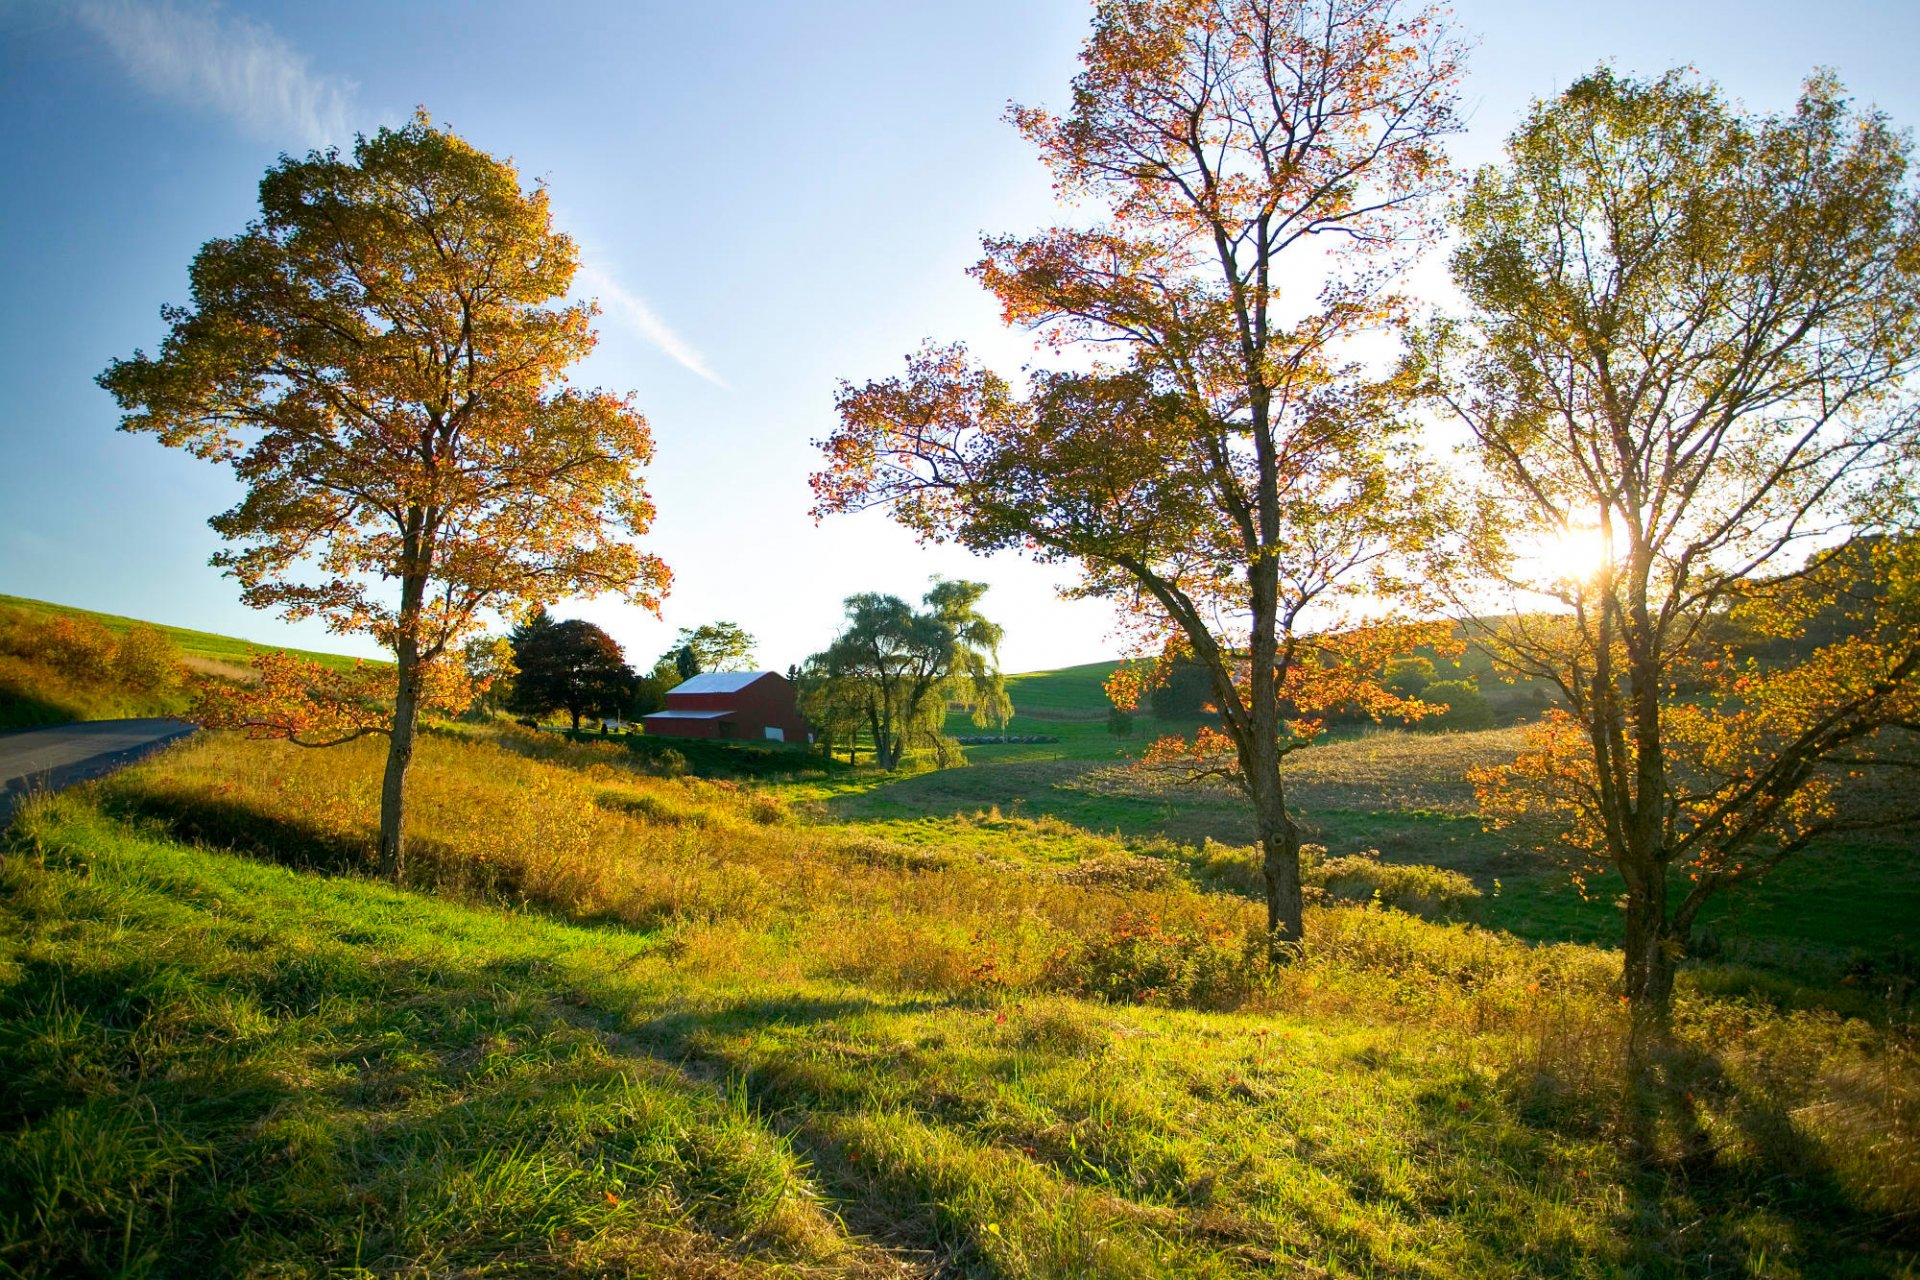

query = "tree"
[[671, 621, 757, 673], [509, 618, 636, 730], [99, 114, 669, 879], [805, 581, 1011, 770], [1417, 69, 1920, 1038], [795, 653, 871, 762], [459, 633, 518, 719], [813, 0, 1464, 952], [674, 645, 701, 682], [1147, 653, 1214, 719], [1107, 704, 1135, 739], [628, 673, 670, 719]]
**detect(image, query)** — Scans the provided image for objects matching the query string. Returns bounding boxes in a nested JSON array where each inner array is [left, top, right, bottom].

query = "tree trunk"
[[1622, 867, 1679, 1054], [378, 647, 421, 881], [1250, 768, 1305, 960]]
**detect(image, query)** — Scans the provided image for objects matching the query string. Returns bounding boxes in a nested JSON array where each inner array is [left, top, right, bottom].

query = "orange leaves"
[[192, 653, 387, 746], [103, 113, 671, 685], [1014, 0, 1464, 257]]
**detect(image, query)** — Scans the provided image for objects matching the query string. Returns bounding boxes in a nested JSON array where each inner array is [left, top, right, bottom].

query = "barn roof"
[[641, 709, 733, 721], [669, 671, 778, 695]]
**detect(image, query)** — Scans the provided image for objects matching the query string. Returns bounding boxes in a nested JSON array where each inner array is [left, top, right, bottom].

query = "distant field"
[[995, 660, 1128, 719], [0, 594, 364, 673], [911, 668, 1920, 987]]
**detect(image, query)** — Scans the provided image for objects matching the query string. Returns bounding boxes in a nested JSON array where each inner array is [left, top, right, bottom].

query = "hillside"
[[0, 594, 362, 675], [0, 595, 364, 731]]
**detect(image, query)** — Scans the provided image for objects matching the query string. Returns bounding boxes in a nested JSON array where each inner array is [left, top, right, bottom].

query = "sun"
[[1525, 517, 1615, 585]]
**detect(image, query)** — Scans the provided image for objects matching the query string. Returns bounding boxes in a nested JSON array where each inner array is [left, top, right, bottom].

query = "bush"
[[1312, 849, 1481, 914], [0, 609, 186, 728], [1383, 656, 1434, 699], [22, 616, 119, 683], [1415, 679, 1495, 732], [113, 624, 181, 693], [1043, 908, 1256, 1009]]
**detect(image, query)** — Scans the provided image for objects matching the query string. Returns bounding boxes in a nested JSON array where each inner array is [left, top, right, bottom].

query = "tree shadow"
[[1488, 1034, 1913, 1277], [98, 790, 374, 876]]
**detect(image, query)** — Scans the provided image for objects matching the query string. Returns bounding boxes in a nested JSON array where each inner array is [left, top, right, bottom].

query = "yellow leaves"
[[104, 113, 671, 685]]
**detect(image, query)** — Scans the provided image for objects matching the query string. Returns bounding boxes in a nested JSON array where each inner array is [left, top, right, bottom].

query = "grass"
[[3, 645, 1918, 1274], [4, 722, 1919, 1275]]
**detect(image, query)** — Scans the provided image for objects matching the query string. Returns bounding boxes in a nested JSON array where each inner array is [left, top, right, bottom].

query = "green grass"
[[6, 780, 1918, 1277], [0, 595, 364, 674]]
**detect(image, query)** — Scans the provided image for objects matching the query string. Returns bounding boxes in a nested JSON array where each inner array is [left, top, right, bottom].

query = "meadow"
[[3, 699, 1917, 1276]]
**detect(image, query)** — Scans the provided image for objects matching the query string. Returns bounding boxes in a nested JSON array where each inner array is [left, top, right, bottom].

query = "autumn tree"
[[804, 581, 1011, 770], [99, 113, 669, 879], [509, 618, 636, 730], [671, 621, 758, 673], [814, 0, 1465, 950], [459, 632, 518, 718], [1416, 69, 1920, 1037]]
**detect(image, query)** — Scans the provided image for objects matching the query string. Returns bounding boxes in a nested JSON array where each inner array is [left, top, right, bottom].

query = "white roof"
[[670, 671, 777, 695], [642, 709, 733, 720]]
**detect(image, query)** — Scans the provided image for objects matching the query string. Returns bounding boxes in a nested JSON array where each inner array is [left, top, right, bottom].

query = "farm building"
[[640, 671, 812, 743]]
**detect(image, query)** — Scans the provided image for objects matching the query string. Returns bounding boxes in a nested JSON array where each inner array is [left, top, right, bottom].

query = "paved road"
[[0, 718, 197, 825]]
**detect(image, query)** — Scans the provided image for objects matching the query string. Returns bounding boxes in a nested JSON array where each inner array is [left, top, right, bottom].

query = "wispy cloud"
[[72, 0, 356, 147], [575, 263, 728, 389]]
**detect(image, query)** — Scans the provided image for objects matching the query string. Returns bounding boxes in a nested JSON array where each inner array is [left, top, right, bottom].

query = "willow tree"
[[802, 580, 1010, 770], [99, 114, 670, 879], [814, 0, 1465, 951], [1417, 70, 1920, 1037]]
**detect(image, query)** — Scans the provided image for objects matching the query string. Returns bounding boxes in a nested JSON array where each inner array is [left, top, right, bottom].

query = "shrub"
[[1314, 849, 1481, 914], [1383, 656, 1435, 699], [113, 624, 181, 693], [24, 616, 119, 683], [1043, 908, 1256, 1009], [1415, 679, 1496, 732]]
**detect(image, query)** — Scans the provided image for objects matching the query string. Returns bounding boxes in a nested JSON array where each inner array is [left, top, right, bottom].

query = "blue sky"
[[3, 0, 1917, 674]]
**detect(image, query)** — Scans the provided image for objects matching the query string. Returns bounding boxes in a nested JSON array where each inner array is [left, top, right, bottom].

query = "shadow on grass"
[[1479, 1034, 1912, 1277], [94, 791, 542, 907], [98, 790, 374, 876], [0, 690, 76, 733]]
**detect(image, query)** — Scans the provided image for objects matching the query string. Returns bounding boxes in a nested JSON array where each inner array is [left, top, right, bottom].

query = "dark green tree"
[[510, 619, 636, 731], [674, 645, 701, 683]]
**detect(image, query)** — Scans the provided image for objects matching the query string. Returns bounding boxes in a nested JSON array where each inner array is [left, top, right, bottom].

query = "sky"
[[2, 0, 1918, 675]]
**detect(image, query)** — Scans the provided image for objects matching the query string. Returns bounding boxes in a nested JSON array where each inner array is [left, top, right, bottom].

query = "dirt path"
[[0, 717, 196, 824]]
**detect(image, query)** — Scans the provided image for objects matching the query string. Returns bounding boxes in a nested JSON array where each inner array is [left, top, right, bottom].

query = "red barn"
[[640, 671, 812, 743]]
